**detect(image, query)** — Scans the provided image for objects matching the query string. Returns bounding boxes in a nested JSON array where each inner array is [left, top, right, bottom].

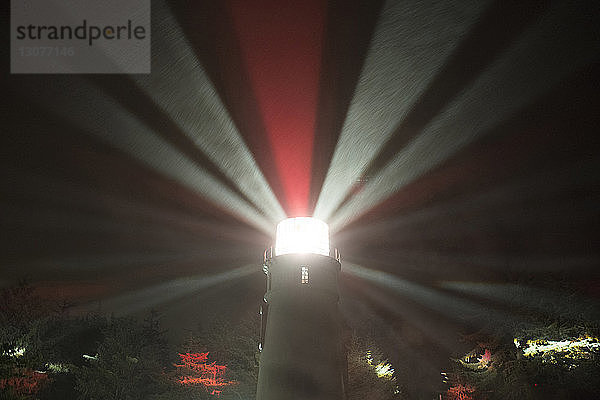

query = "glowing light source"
[[2, 347, 25, 358], [518, 335, 600, 363], [365, 351, 395, 379], [275, 217, 329, 256], [374, 362, 394, 378]]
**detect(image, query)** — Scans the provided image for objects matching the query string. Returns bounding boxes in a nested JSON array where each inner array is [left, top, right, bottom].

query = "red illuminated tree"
[[177, 310, 260, 399], [174, 352, 236, 396], [446, 384, 475, 400], [0, 369, 50, 398]]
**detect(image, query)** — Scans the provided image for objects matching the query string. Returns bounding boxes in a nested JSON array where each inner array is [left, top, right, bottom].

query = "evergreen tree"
[[178, 312, 260, 400], [73, 313, 170, 400], [346, 333, 405, 400], [446, 318, 600, 399], [1, 282, 53, 399]]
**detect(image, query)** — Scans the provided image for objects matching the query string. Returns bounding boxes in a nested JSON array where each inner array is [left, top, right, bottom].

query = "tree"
[[1, 282, 53, 399], [445, 322, 600, 400], [73, 312, 170, 400], [346, 333, 405, 400], [178, 313, 260, 400], [0, 283, 192, 400]]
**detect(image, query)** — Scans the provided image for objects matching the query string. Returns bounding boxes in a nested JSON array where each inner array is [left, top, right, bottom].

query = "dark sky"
[[2, 0, 600, 397]]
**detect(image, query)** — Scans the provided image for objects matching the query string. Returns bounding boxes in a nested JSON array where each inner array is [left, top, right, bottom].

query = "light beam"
[[314, 0, 492, 221], [327, 1, 600, 231], [132, 0, 285, 224], [72, 264, 257, 315]]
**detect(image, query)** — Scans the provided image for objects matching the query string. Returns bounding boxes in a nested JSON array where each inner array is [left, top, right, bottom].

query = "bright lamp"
[[275, 217, 330, 256]]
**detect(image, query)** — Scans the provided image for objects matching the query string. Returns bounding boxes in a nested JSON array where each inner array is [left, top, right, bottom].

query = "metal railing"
[[263, 246, 341, 263], [333, 248, 342, 263], [264, 247, 273, 263]]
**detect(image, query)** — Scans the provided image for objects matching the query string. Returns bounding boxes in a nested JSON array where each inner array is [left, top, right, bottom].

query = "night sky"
[[2, 0, 600, 396]]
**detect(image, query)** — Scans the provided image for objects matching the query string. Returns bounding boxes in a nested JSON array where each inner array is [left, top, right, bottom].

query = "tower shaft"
[[257, 253, 345, 400]]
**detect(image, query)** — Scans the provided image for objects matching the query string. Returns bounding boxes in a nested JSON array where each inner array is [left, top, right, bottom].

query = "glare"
[[275, 217, 329, 256], [313, 0, 491, 224], [2, 346, 25, 358], [374, 362, 395, 378], [72, 265, 257, 315], [366, 351, 395, 380], [520, 336, 600, 362]]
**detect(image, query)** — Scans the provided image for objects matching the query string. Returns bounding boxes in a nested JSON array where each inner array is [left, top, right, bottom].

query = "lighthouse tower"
[[257, 217, 345, 400]]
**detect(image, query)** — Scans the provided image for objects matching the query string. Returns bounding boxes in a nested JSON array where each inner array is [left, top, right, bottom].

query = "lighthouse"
[[257, 217, 345, 400]]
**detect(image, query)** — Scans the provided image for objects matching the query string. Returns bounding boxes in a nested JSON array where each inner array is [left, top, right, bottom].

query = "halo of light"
[[275, 217, 329, 256]]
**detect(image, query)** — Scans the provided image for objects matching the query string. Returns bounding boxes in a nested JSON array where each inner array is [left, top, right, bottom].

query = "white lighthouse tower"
[[257, 217, 345, 400]]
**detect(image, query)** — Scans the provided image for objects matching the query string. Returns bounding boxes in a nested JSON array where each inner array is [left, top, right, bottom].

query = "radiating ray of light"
[[6, 0, 288, 235], [2, 201, 242, 251], [344, 252, 600, 285], [339, 291, 445, 386], [334, 160, 600, 282], [440, 282, 600, 323], [72, 264, 258, 316], [130, 0, 285, 224], [4, 185, 261, 279], [314, 0, 492, 221], [10, 76, 273, 235], [328, 1, 600, 231], [343, 263, 524, 328], [228, 0, 326, 216], [336, 158, 599, 247], [6, 171, 268, 247], [342, 273, 485, 396], [3, 197, 263, 279], [343, 279, 464, 355], [17, 249, 249, 274]]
